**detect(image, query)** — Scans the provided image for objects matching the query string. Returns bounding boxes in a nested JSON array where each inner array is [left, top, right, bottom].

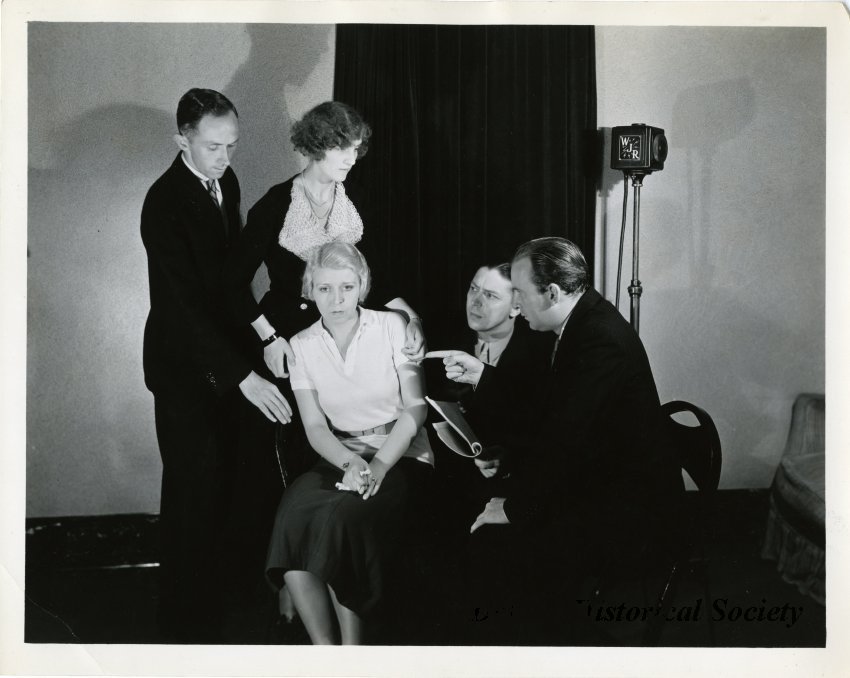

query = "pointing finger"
[[423, 350, 461, 359]]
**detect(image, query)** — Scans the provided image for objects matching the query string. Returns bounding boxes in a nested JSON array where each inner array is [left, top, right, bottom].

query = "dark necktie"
[[206, 179, 230, 241], [551, 313, 573, 368]]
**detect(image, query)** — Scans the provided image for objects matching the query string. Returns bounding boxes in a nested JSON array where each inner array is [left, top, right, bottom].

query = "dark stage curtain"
[[334, 25, 597, 345]]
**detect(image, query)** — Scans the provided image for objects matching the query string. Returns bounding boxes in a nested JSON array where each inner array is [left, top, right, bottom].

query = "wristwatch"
[[262, 331, 281, 347]]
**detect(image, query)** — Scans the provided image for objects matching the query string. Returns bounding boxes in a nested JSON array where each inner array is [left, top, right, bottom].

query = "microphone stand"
[[626, 171, 646, 335]]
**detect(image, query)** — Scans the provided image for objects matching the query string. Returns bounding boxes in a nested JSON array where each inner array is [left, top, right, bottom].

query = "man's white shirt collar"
[[181, 154, 220, 203]]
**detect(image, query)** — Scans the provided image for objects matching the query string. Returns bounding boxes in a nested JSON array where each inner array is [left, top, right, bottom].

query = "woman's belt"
[[333, 420, 397, 438]]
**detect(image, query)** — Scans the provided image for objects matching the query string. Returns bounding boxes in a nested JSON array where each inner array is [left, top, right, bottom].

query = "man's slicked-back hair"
[[513, 237, 589, 295], [492, 262, 512, 282], [176, 88, 238, 135], [301, 241, 372, 303]]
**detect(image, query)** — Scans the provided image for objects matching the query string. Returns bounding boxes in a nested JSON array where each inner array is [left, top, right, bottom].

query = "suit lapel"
[[219, 173, 241, 242], [170, 153, 229, 245], [551, 288, 600, 371]]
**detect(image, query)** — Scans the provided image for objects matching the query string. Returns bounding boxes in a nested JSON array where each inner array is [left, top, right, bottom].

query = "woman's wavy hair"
[[291, 101, 371, 161], [302, 241, 371, 303]]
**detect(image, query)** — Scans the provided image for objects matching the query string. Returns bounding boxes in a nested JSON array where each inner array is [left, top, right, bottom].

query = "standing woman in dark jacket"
[[225, 101, 424, 376]]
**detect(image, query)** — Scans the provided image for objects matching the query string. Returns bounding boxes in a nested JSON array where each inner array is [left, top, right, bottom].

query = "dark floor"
[[24, 489, 825, 647]]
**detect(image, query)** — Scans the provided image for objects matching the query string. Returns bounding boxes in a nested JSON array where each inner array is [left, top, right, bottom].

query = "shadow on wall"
[[26, 24, 335, 516], [222, 23, 333, 297], [224, 24, 333, 211], [598, 77, 755, 299], [27, 104, 174, 515], [641, 202, 805, 488], [672, 77, 756, 287]]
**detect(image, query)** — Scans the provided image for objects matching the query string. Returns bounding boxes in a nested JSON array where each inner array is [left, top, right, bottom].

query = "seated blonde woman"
[[265, 241, 433, 645]]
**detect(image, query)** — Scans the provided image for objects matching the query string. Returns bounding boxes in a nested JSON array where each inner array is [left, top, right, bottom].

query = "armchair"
[[761, 393, 825, 605]]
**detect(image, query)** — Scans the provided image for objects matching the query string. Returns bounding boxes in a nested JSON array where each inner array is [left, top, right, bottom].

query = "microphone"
[[610, 123, 668, 175]]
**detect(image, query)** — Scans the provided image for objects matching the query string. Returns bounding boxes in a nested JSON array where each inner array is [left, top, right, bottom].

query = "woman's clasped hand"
[[336, 455, 389, 500]]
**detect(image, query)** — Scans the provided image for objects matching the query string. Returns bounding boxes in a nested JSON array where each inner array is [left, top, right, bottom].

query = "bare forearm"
[[304, 424, 358, 470], [373, 403, 427, 468]]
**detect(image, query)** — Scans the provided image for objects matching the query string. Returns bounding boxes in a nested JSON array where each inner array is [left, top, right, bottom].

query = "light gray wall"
[[27, 23, 335, 517], [595, 27, 825, 488]]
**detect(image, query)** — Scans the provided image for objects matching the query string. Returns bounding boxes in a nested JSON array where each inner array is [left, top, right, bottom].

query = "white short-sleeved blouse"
[[289, 307, 433, 465]]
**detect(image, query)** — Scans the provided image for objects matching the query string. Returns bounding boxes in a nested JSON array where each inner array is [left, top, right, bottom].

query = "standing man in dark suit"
[[141, 88, 292, 642], [467, 237, 682, 645]]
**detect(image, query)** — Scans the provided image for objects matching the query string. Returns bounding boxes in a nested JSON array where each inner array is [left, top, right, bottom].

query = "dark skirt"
[[265, 456, 431, 616]]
